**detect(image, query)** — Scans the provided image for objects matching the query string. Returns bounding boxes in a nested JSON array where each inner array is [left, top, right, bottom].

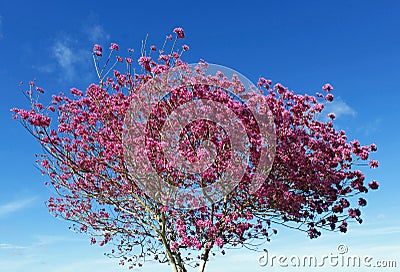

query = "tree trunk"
[[198, 259, 207, 272], [170, 262, 187, 272], [165, 249, 187, 272], [173, 251, 188, 272], [158, 217, 187, 272], [198, 248, 210, 272]]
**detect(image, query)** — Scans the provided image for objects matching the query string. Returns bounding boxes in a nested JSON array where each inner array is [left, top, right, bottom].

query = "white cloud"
[[324, 97, 356, 118], [49, 27, 106, 82], [0, 197, 36, 217], [51, 38, 93, 82], [85, 24, 110, 43], [43, 14, 109, 82], [81, 13, 110, 43], [319, 97, 356, 122], [52, 39, 77, 80]]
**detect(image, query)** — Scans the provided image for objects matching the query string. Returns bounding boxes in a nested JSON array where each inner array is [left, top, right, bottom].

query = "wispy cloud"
[[85, 24, 110, 43], [52, 39, 78, 80], [0, 197, 36, 217], [323, 97, 356, 119], [0, 243, 27, 250], [43, 13, 109, 82], [82, 12, 110, 43], [50, 36, 94, 82], [56, 257, 125, 272], [319, 97, 356, 123], [33, 234, 85, 248]]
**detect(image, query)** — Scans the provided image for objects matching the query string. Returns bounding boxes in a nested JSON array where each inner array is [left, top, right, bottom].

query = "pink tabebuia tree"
[[12, 28, 379, 272]]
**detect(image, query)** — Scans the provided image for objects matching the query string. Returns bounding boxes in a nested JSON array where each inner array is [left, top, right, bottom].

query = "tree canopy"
[[12, 28, 379, 272]]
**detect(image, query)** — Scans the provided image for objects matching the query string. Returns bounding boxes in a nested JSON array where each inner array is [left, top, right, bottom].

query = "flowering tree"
[[12, 28, 379, 272]]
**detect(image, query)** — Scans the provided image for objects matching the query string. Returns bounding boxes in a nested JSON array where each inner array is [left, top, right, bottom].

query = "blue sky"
[[1, 0, 399, 271]]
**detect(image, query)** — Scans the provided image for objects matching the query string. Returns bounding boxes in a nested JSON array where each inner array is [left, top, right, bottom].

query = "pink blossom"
[[348, 208, 360, 218], [70, 88, 83, 96], [273, 83, 286, 94], [358, 198, 367, 206], [368, 180, 379, 190], [159, 55, 169, 62], [36, 87, 45, 93], [332, 205, 343, 213], [28, 113, 51, 128], [150, 45, 156, 51], [138, 56, 151, 65], [173, 27, 185, 38], [322, 83, 333, 92], [325, 93, 334, 102], [93, 44, 102, 52], [110, 43, 119, 51], [170, 242, 178, 251], [160, 206, 168, 212], [340, 198, 350, 208], [116, 56, 123, 62], [34, 103, 44, 110], [151, 64, 169, 74], [339, 221, 347, 233], [182, 44, 189, 51], [368, 160, 379, 168], [41, 159, 50, 169], [257, 77, 272, 89], [328, 113, 336, 120], [138, 56, 151, 71], [215, 237, 224, 248], [125, 58, 133, 64]]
